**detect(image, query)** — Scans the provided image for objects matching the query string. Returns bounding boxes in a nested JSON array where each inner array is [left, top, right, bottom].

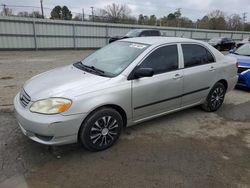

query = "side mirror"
[[134, 68, 154, 79], [229, 49, 235, 53]]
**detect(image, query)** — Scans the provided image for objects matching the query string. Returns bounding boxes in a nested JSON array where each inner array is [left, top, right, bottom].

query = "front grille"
[[19, 89, 31, 108], [238, 67, 250, 74]]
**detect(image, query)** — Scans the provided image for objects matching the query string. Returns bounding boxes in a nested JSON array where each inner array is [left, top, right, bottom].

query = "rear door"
[[181, 43, 218, 106], [132, 44, 183, 121]]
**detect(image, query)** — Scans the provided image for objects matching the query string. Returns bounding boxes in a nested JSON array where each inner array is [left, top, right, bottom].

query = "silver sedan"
[[14, 37, 238, 151]]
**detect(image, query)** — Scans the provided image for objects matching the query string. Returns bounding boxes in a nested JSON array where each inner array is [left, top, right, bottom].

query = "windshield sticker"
[[129, 44, 147, 49]]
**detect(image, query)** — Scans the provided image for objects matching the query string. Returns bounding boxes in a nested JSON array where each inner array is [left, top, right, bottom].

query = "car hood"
[[23, 65, 110, 101], [228, 53, 250, 67]]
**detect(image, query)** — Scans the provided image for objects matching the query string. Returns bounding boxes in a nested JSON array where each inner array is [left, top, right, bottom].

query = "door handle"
[[173, 74, 183, 80], [209, 66, 216, 72]]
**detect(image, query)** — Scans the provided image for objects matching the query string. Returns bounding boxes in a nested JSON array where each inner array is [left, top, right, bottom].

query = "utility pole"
[[82, 8, 84, 21], [242, 12, 247, 31], [2, 4, 7, 16], [176, 8, 181, 27], [40, 0, 44, 19], [90, 6, 94, 22]]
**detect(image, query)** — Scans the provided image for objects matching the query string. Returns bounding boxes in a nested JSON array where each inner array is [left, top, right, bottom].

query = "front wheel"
[[201, 82, 226, 112], [79, 108, 123, 151]]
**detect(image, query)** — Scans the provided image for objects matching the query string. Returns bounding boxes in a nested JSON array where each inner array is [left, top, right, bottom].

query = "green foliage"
[[61, 6, 72, 20], [50, 5, 61, 19], [50, 5, 72, 20]]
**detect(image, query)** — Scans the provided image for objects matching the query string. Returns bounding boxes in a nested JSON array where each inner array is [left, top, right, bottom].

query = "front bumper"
[[14, 93, 86, 145], [237, 70, 250, 88]]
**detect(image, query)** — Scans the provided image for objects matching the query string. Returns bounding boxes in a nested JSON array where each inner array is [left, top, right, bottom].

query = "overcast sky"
[[2, 0, 250, 21]]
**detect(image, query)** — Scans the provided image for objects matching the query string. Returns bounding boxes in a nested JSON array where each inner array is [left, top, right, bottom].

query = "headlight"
[[30, 98, 72, 114]]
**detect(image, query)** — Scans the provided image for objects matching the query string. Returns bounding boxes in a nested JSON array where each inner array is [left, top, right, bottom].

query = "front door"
[[131, 44, 183, 121]]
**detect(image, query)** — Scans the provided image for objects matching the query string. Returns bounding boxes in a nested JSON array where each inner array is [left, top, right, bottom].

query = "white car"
[[14, 37, 238, 151]]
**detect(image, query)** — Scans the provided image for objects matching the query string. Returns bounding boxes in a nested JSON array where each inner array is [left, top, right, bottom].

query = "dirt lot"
[[0, 50, 250, 188]]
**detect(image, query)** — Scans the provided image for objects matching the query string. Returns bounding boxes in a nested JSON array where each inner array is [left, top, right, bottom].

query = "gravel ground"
[[0, 50, 250, 188]]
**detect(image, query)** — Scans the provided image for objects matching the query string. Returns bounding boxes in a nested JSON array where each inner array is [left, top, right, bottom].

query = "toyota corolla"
[[14, 37, 237, 151]]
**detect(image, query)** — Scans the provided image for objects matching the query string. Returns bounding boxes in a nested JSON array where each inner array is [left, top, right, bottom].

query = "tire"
[[79, 107, 123, 151], [201, 82, 226, 112]]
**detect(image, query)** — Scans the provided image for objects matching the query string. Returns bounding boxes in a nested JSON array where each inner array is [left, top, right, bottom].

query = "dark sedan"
[[109, 29, 161, 43], [208, 37, 235, 51]]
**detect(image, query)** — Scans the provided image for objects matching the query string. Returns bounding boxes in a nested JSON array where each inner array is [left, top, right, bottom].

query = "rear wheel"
[[202, 82, 226, 112], [79, 108, 123, 151]]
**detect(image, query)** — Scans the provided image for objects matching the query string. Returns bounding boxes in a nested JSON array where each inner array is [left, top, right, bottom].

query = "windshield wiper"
[[76, 62, 108, 76], [83, 64, 105, 75]]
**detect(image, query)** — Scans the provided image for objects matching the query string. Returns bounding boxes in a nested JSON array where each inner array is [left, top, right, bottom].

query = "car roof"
[[120, 37, 199, 45], [130, 29, 160, 32]]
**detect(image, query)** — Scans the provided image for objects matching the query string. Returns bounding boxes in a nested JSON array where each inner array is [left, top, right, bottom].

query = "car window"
[[151, 30, 160, 36], [182, 44, 215, 68], [140, 31, 151, 37], [139, 45, 178, 74]]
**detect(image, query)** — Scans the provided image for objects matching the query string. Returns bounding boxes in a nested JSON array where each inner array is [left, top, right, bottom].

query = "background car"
[[208, 37, 235, 51], [236, 37, 250, 48], [108, 29, 161, 43], [228, 43, 250, 89]]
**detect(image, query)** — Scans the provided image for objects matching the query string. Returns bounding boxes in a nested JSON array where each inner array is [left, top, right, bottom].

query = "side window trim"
[[181, 43, 216, 69], [136, 43, 180, 67], [138, 44, 179, 75], [127, 43, 180, 80]]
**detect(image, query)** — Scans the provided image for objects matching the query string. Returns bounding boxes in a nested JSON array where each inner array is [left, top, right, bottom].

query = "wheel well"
[[83, 104, 127, 128], [218, 79, 228, 91], [104, 104, 127, 127], [77, 104, 127, 143]]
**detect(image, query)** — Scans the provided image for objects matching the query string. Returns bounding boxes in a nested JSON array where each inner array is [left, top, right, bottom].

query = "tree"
[[148, 15, 157, 25], [0, 7, 13, 16], [73, 14, 83, 21], [99, 3, 131, 23], [207, 10, 227, 30], [179, 17, 193, 28], [50, 6, 72, 20], [174, 9, 181, 19], [30, 11, 43, 18], [138, 14, 144, 24], [50, 5, 62, 19], [227, 14, 242, 31], [17, 11, 29, 17], [61, 6, 72, 20], [196, 16, 210, 29]]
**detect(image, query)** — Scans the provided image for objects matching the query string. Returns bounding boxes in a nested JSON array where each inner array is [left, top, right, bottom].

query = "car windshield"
[[125, 30, 140, 37], [234, 43, 250, 56], [80, 41, 149, 77], [209, 38, 222, 42]]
